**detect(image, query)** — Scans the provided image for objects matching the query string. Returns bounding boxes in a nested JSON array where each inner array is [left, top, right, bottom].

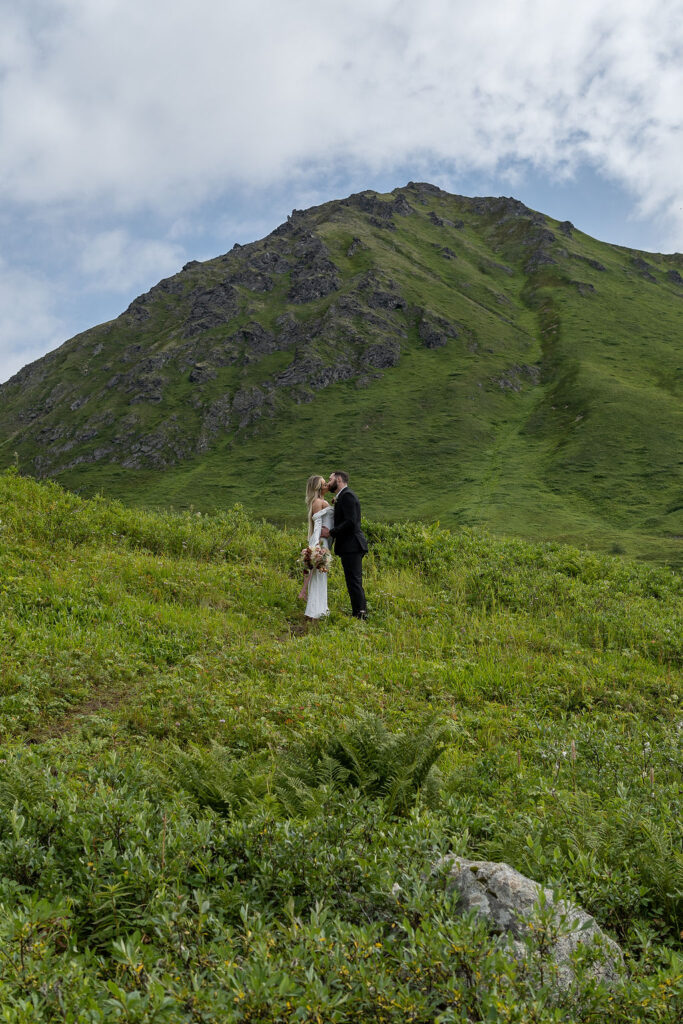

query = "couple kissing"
[[299, 471, 368, 622]]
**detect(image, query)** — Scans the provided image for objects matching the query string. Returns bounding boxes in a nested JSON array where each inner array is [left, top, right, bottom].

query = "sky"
[[1, 0, 681, 384]]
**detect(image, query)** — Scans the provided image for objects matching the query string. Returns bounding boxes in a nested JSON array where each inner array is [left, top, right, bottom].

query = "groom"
[[321, 471, 368, 620]]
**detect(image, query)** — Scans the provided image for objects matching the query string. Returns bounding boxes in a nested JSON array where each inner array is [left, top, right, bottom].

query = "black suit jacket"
[[330, 488, 368, 555]]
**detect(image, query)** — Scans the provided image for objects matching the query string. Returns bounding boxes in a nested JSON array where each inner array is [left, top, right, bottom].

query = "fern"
[[161, 745, 269, 815], [275, 713, 456, 817]]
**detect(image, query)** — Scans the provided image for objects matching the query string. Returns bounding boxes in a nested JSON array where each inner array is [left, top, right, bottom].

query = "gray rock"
[[364, 340, 400, 368], [418, 314, 460, 349], [232, 386, 271, 427], [183, 282, 240, 337], [289, 267, 340, 303], [525, 250, 557, 272], [391, 193, 414, 216], [347, 192, 396, 223], [367, 289, 407, 312], [197, 395, 231, 450], [120, 343, 143, 364], [558, 221, 574, 237], [126, 374, 165, 404], [346, 237, 366, 258], [248, 250, 290, 274], [571, 255, 606, 272], [235, 322, 278, 362], [666, 268, 683, 285], [631, 256, 657, 282], [230, 267, 274, 292], [124, 299, 152, 324], [189, 363, 217, 384], [436, 857, 624, 990], [288, 233, 340, 302], [274, 313, 308, 347]]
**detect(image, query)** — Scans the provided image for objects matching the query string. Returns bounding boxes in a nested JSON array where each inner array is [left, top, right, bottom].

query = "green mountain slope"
[[1, 183, 681, 564], [0, 470, 681, 1018]]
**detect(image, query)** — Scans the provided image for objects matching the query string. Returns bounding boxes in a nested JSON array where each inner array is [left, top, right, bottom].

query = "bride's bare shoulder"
[[311, 498, 330, 513]]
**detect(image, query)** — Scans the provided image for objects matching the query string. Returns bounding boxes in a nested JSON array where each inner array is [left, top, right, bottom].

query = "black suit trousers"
[[340, 551, 367, 617]]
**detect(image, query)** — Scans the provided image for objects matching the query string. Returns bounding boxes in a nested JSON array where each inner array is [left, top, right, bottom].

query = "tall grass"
[[0, 470, 681, 1020]]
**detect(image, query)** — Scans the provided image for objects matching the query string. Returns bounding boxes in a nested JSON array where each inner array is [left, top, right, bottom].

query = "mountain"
[[1, 183, 681, 564]]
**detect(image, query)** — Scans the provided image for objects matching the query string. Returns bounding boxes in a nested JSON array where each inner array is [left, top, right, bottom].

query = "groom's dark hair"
[[333, 470, 349, 484]]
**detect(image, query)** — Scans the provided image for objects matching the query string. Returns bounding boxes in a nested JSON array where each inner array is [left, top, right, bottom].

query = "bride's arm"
[[309, 498, 328, 546], [309, 515, 322, 546]]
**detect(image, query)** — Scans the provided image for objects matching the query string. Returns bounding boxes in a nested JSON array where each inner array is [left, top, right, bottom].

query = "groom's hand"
[[321, 527, 330, 538]]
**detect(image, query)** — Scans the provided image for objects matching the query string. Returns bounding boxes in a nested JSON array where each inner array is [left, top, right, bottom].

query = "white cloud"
[[78, 230, 185, 293], [0, 260, 66, 382], [0, 0, 680, 239]]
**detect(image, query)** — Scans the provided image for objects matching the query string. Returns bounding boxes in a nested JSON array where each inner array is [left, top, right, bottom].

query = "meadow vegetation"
[[0, 469, 681, 1021]]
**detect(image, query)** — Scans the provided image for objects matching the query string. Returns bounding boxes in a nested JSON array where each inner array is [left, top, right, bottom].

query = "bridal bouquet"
[[300, 544, 332, 573]]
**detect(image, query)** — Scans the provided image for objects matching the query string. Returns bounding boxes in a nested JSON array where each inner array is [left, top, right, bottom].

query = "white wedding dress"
[[305, 505, 335, 619]]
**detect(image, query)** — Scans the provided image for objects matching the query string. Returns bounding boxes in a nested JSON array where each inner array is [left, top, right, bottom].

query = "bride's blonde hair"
[[305, 474, 326, 535]]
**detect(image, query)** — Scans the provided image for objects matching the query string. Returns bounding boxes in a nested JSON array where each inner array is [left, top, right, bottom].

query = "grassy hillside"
[[0, 469, 681, 1021], [1, 185, 681, 567]]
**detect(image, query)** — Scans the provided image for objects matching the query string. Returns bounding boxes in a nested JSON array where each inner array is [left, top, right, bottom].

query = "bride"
[[299, 474, 334, 620]]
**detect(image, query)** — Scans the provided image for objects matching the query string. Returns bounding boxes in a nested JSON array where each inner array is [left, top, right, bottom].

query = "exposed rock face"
[[189, 363, 217, 384], [666, 268, 683, 285], [248, 249, 290, 275], [572, 255, 606, 272], [197, 395, 231, 451], [437, 857, 624, 991], [232, 386, 272, 428], [525, 249, 557, 273], [364, 340, 401, 368], [346, 237, 366, 258], [558, 221, 574, 237], [236, 322, 278, 363], [343, 191, 411, 229], [418, 314, 460, 349], [288, 233, 340, 303], [631, 256, 657, 282], [183, 282, 239, 336]]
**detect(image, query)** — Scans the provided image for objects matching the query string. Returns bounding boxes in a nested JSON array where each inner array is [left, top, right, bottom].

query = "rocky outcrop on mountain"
[[343, 190, 414, 228], [236, 323, 278, 363], [288, 233, 340, 303], [364, 340, 401, 368], [418, 313, 460, 349], [346, 237, 366, 258], [183, 282, 240, 337], [436, 857, 624, 991], [572, 255, 606, 273]]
